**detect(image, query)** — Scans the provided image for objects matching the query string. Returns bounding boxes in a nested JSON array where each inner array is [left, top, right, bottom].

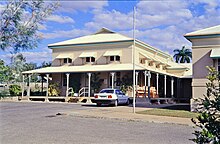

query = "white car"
[[94, 88, 130, 106]]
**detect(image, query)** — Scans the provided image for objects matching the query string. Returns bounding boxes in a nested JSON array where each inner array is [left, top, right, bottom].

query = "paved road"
[[1, 102, 194, 144]]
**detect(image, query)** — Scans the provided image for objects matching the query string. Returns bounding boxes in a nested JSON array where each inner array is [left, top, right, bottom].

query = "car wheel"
[[114, 100, 118, 107], [96, 103, 101, 107], [126, 99, 130, 105]]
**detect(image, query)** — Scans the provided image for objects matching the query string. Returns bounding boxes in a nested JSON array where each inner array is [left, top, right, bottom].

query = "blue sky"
[[0, 0, 220, 64]]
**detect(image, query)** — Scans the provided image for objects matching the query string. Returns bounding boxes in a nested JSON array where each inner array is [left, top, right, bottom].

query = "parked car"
[[94, 88, 130, 106]]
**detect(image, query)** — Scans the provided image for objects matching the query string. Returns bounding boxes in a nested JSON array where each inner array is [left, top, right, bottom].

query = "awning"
[[56, 53, 73, 59], [140, 52, 171, 66], [103, 50, 122, 56], [22, 63, 179, 77], [22, 63, 145, 74], [139, 53, 152, 60], [210, 48, 220, 58], [79, 52, 97, 58]]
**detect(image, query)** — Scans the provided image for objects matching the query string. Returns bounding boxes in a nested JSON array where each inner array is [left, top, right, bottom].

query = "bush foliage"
[[191, 66, 220, 143], [9, 84, 21, 96]]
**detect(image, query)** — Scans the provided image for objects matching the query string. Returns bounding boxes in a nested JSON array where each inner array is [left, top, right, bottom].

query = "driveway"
[[1, 102, 194, 144]]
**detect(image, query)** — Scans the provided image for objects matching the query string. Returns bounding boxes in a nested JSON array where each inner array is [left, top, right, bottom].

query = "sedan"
[[94, 88, 130, 106]]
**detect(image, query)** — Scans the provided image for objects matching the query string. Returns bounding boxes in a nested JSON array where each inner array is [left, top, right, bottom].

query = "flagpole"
[[132, 6, 136, 113]]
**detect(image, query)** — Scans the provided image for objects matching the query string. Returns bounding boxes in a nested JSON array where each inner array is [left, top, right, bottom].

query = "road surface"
[[0, 102, 194, 144]]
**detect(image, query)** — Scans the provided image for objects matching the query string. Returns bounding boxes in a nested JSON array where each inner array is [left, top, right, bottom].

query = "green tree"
[[38, 61, 51, 68], [91, 73, 103, 93], [9, 53, 37, 82], [191, 66, 220, 143], [0, 59, 13, 83], [119, 74, 133, 93], [0, 0, 59, 53], [173, 46, 192, 63], [9, 84, 22, 96]]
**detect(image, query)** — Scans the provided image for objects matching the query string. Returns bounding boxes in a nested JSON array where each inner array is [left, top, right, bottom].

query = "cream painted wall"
[[51, 42, 133, 66], [191, 37, 220, 47], [192, 48, 213, 79], [134, 45, 169, 72], [49, 41, 188, 96], [51, 41, 173, 75], [190, 37, 220, 109]]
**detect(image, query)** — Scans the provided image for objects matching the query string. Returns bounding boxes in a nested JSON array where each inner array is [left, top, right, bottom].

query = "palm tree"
[[173, 46, 192, 63]]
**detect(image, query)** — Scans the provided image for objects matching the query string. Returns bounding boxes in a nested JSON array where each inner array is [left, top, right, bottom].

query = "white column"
[[156, 73, 159, 95], [45, 74, 49, 102], [87, 73, 92, 103], [110, 72, 115, 89], [27, 74, 31, 100], [135, 72, 139, 90], [21, 75, 25, 98], [164, 75, 167, 98], [66, 73, 70, 101], [144, 71, 147, 98], [147, 71, 151, 100], [171, 77, 174, 98]]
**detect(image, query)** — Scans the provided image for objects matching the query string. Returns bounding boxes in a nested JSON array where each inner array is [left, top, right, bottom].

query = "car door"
[[115, 90, 123, 104], [119, 90, 127, 103]]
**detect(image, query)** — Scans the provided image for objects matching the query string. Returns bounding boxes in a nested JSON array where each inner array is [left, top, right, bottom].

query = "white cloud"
[[46, 14, 74, 24], [22, 51, 52, 64], [85, 9, 133, 30], [0, 47, 52, 64], [58, 1, 108, 12], [83, 0, 219, 54], [42, 29, 92, 39]]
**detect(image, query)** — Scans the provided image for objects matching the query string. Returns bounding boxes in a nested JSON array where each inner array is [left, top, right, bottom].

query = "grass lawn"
[[137, 108, 198, 118]]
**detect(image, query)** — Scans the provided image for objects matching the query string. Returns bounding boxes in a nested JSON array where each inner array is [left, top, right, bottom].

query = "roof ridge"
[[185, 25, 220, 36]]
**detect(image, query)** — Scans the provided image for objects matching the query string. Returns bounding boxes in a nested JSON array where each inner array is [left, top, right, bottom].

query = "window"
[[109, 56, 120, 62], [115, 90, 120, 95], [116, 56, 120, 61], [91, 57, 95, 62], [110, 56, 114, 61], [64, 58, 68, 63], [100, 89, 114, 94], [140, 58, 145, 64], [64, 58, 72, 64], [86, 57, 90, 62], [156, 64, 160, 68], [86, 57, 95, 63]]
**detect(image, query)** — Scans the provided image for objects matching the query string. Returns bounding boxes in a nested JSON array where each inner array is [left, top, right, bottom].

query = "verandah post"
[[171, 77, 174, 98], [65, 73, 70, 102], [147, 71, 151, 100], [45, 74, 49, 102], [164, 75, 167, 98], [110, 72, 115, 89], [156, 73, 159, 96], [87, 73, 92, 103]]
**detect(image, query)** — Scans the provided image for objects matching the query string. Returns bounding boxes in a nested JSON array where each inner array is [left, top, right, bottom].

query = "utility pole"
[[132, 6, 136, 113]]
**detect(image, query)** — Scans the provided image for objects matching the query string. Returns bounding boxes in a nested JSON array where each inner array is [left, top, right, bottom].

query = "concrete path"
[[67, 103, 193, 126]]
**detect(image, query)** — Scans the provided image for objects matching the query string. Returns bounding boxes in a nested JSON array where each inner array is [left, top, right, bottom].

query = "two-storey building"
[[23, 28, 192, 103], [184, 25, 220, 110]]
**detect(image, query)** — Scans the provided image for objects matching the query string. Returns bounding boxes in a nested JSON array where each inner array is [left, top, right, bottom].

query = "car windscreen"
[[99, 89, 114, 94]]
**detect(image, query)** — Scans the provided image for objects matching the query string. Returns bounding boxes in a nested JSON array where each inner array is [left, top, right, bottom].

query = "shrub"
[[48, 82, 60, 96], [191, 66, 220, 143], [9, 84, 21, 96], [0, 90, 10, 98]]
